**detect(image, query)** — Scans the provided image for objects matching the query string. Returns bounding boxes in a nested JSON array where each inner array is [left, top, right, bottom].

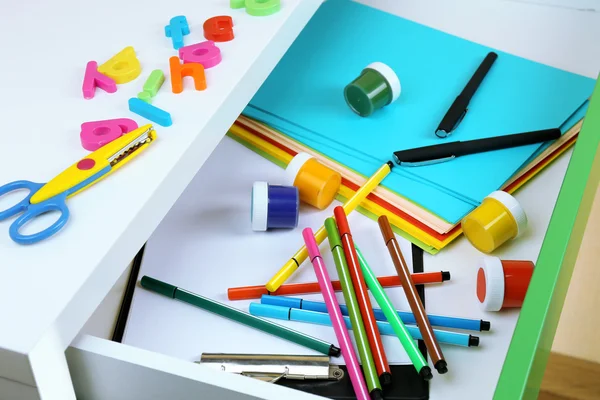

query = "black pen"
[[394, 128, 561, 166], [435, 52, 498, 138]]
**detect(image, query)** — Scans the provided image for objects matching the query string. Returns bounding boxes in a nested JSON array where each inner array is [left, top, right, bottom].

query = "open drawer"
[[66, 75, 600, 399]]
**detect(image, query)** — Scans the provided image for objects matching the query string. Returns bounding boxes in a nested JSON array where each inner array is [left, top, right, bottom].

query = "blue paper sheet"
[[246, 0, 595, 224]]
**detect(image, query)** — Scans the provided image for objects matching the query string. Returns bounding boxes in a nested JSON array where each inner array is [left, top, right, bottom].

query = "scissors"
[[0, 125, 157, 245]]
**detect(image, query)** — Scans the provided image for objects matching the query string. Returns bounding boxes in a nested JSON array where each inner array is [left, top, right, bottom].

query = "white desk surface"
[[0, 0, 321, 385]]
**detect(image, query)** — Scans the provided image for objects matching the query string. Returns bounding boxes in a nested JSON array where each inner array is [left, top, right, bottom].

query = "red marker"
[[334, 206, 392, 387]]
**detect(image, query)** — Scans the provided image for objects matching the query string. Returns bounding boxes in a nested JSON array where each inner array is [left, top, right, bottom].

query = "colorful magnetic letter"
[[129, 98, 172, 127], [245, 0, 281, 16], [138, 70, 165, 103], [203, 16, 235, 42], [82, 61, 117, 99], [169, 56, 207, 93], [165, 16, 190, 50], [179, 41, 222, 69], [230, 0, 245, 8], [98, 47, 142, 84], [80, 118, 139, 151]]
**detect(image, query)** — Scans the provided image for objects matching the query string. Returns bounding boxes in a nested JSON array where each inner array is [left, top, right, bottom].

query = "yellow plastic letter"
[[98, 46, 142, 84]]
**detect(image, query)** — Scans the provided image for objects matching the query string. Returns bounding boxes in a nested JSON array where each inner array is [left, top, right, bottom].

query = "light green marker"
[[324, 218, 385, 394], [137, 69, 165, 103], [355, 246, 433, 381]]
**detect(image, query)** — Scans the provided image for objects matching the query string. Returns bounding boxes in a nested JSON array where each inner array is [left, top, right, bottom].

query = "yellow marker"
[[266, 161, 394, 292], [99, 46, 142, 84]]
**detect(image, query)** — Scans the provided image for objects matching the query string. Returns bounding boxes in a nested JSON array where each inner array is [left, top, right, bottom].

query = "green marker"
[[324, 219, 385, 394], [344, 62, 401, 117], [138, 69, 165, 103], [355, 247, 433, 381], [140, 276, 341, 357]]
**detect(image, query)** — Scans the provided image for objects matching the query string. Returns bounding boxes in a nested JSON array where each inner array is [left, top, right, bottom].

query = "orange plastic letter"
[[169, 56, 207, 94]]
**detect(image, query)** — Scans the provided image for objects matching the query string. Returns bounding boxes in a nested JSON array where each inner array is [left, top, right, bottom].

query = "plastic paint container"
[[251, 182, 299, 231], [476, 256, 534, 311], [285, 153, 341, 210], [461, 191, 527, 254], [344, 62, 401, 117]]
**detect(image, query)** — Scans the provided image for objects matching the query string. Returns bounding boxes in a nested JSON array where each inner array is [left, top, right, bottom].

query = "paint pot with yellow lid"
[[462, 191, 527, 253], [344, 62, 401, 117], [285, 153, 341, 210]]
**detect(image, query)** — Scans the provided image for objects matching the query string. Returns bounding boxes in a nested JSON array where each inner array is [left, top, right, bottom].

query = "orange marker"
[[228, 271, 450, 300], [169, 56, 207, 93]]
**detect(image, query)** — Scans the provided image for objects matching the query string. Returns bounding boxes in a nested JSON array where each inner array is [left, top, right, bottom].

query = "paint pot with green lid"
[[344, 62, 401, 117]]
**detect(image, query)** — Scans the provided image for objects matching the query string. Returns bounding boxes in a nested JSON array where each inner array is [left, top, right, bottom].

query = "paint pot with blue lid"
[[251, 181, 300, 231]]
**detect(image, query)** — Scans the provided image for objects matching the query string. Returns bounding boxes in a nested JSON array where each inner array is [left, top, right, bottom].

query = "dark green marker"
[[141, 276, 341, 357]]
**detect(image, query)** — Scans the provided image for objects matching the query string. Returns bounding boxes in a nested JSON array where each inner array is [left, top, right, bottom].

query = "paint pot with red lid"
[[476, 256, 534, 311]]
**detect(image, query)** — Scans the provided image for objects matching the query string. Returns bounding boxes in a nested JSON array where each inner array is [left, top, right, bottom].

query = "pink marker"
[[82, 61, 117, 99], [302, 228, 370, 400]]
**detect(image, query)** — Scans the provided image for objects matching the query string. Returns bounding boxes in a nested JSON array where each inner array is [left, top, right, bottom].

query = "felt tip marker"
[[378, 215, 448, 374], [302, 228, 374, 400], [228, 270, 450, 300], [355, 247, 432, 380], [250, 304, 480, 348], [324, 218, 384, 390], [140, 276, 340, 357], [262, 295, 489, 332], [266, 161, 394, 292], [333, 207, 392, 384]]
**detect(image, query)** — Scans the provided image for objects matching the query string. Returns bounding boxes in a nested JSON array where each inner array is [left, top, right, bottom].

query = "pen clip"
[[399, 155, 456, 167]]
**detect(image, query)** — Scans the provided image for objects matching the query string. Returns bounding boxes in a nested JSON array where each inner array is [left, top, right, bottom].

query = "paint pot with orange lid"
[[285, 153, 341, 210], [462, 191, 527, 254], [476, 256, 534, 311]]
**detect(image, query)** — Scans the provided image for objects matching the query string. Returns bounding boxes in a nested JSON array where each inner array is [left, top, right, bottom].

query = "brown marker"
[[378, 215, 448, 374]]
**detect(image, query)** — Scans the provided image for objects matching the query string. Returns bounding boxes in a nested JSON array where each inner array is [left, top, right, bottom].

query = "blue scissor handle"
[[0, 180, 46, 221], [9, 192, 70, 245]]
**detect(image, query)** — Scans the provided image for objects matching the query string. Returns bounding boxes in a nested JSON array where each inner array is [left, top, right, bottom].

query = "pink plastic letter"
[[80, 118, 138, 151], [82, 61, 117, 100], [179, 41, 222, 69]]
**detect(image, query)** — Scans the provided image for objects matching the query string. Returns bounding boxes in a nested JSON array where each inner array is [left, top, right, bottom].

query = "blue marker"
[[261, 295, 490, 332], [129, 98, 172, 127], [165, 16, 190, 50], [249, 303, 479, 348]]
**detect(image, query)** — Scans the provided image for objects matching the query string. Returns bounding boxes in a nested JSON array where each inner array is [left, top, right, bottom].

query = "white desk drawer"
[[67, 336, 319, 400]]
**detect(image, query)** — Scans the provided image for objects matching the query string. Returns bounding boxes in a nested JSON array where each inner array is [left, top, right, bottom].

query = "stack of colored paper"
[[229, 0, 595, 253]]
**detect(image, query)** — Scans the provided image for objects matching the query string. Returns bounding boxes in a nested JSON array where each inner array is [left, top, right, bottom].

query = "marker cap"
[[261, 295, 302, 309], [324, 217, 342, 249], [302, 228, 322, 260], [476, 256, 505, 312], [251, 181, 269, 232], [333, 207, 351, 237], [249, 303, 291, 320]]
